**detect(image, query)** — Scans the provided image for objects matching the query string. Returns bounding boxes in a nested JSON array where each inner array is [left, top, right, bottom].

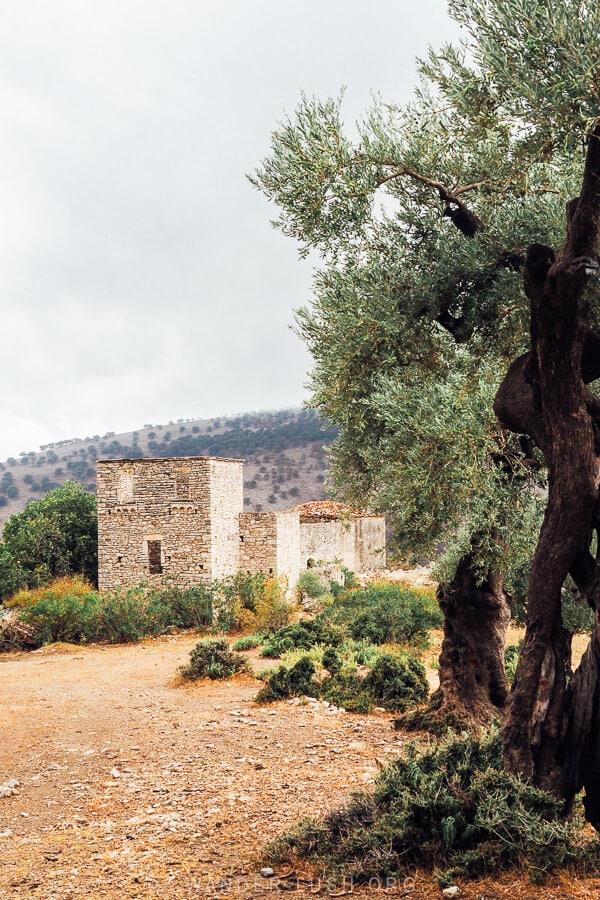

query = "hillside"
[[0, 409, 337, 530]]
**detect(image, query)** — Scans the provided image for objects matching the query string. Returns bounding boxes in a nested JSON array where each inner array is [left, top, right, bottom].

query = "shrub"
[[296, 570, 328, 601], [19, 587, 100, 646], [319, 581, 442, 647], [232, 632, 266, 650], [214, 573, 292, 633], [361, 653, 428, 711], [7, 575, 95, 609], [255, 656, 318, 701], [266, 728, 599, 884], [256, 650, 428, 713], [504, 642, 522, 683], [261, 620, 345, 658], [180, 638, 251, 680], [154, 583, 214, 630], [93, 586, 172, 643]]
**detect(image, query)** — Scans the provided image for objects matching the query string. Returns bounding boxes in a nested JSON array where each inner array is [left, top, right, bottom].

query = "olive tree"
[[253, 0, 600, 815]]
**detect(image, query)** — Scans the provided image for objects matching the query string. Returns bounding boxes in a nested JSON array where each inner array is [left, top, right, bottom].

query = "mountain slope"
[[0, 409, 336, 530]]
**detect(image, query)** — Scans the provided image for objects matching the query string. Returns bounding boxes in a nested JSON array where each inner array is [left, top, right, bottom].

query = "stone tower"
[[97, 457, 243, 590]]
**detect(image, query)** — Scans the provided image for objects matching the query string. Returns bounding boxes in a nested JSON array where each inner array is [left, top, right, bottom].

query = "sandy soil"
[[0, 633, 599, 899]]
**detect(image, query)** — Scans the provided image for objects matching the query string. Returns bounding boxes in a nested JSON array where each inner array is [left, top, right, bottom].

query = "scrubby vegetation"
[[261, 582, 440, 660], [256, 649, 428, 713], [266, 728, 600, 885], [231, 632, 266, 651], [179, 638, 250, 680], [0, 572, 286, 650], [295, 570, 329, 603], [213, 572, 292, 634], [253, 581, 436, 711], [319, 582, 441, 646]]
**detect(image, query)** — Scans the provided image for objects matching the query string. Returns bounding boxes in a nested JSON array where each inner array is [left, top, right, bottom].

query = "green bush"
[[20, 590, 100, 646], [180, 638, 251, 680], [93, 587, 172, 643], [296, 570, 328, 600], [232, 632, 266, 650], [504, 642, 522, 683], [256, 656, 318, 701], [256, 650, 428, 713], [214, 572, 292, 633], [322, 646, 342, 674], [361, 653, 428, 711], [319, 581, 442, 646], [261, 619, 345, 657], [266, 728, 599, 884], [156, 583, 214, 630]]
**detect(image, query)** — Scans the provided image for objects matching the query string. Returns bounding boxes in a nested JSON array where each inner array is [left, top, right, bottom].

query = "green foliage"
[[213, 572, 292, 634], [19, 588, 100, 645], [561, 582, 595, 634], [0, 482, 97, 599], [320, 581, 442, 646], [251, 0, 600, 591], [261, 582, 440, 660], [296, 570, 329, 600], [256, 656, 318, 701], [504, 642, 522, 684], [180, 638, 251, 681], [267, 728, 600, 883], [93, 587, 172, 643], [153, 583, 214, 630], [321, 646, 342, 674], [256, 650, 428, 713], [361, 654, 428, 711], [231, 632, 266, 651], [261, 619, 345, 658]]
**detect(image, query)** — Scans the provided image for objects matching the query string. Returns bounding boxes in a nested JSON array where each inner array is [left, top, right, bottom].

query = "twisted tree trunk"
[[431, 554, 511, 726], [495, 120, 600, 811]]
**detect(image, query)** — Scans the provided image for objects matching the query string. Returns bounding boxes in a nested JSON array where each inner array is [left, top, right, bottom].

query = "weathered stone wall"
[[356, 517, 387, 570], [209, 458, 245, 580], [299, 520, 358, 572], [97, 457, 243, 590], [238, 510, 301, 588], [275, 511, 302, 588], [298, 516, 387, 573], [239, 512, 278, 576]]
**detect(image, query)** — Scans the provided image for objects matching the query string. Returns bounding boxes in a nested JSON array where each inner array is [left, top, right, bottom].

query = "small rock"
[[110, 768, 121, 778], [442, 887, 459, 898], [260, 867, 275, 878], [348, 741, 367, 754], [0, 779, 19, 798]]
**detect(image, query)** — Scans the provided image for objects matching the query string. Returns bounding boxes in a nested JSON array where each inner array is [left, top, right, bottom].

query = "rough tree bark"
[[494, 119, 600, 813], [428, 552, 511, 727]]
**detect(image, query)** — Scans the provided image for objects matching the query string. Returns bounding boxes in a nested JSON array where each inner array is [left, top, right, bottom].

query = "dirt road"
[[1, 634, 599, 899], [0, 635, 408, 898]]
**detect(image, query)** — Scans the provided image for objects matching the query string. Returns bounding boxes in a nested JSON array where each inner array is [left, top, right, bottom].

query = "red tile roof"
[[288, 500, 381, 522]]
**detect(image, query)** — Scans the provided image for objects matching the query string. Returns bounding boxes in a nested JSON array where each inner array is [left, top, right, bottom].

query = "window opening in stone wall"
[[117, 473, 135, 503], [175, 469, 190, 500], [148, 540, 163, 574]]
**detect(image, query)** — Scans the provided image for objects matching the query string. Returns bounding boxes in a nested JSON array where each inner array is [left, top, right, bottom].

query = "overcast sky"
[[0, 1, 458, 460]]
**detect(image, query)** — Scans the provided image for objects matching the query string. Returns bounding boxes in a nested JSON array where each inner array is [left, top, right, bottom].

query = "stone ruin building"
[[97, 456, 386, 591]]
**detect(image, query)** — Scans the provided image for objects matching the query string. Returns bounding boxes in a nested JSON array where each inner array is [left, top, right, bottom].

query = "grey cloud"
[[0, 0, 457, 458]]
